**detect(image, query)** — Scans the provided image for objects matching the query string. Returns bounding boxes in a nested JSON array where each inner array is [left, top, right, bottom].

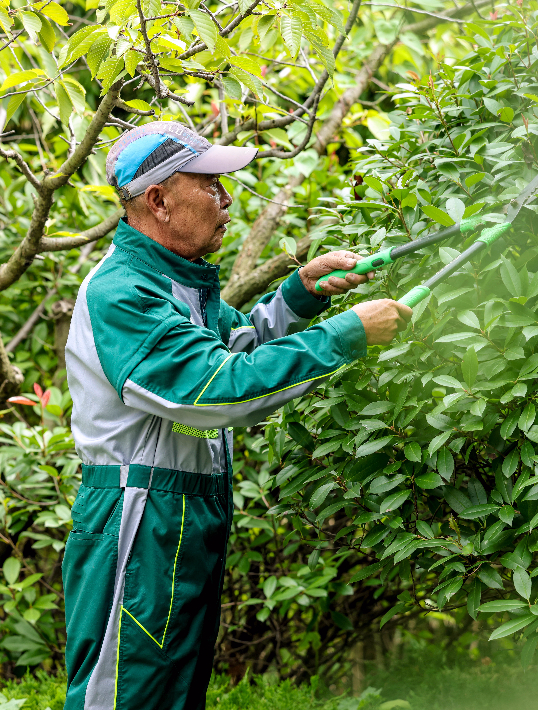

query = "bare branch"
[[363, 2, 466, 22], [0, 84, 122, 292], [224, 235, 311, 309], [38, 209, 123, 253], [5, 287, 57, 353], [107, 116, 136, 131], [178, 0, 264, 60], [217, 81, 229, 135], [0, 330, 24, 404], [0, 145, 41, 189], [256, 94, 320, 159], [226, 175, 303, 206], [136, 0, 163, 98], [45, 82, 122, 192], [217, 0, 362, 146], [142, 72, 195, 106]]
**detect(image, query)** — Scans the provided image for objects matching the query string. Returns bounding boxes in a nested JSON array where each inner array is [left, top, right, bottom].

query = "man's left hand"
[[299, 251, 375, 297]]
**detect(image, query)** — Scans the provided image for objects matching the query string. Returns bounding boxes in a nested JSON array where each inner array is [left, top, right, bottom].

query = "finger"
[[323, 253, 358, 272], [396, 317, 409, 332], [317, 281, 348, 296], [344, 273, 369, 286], [367, 271, 375, 280], [394, 302, 413, 322]]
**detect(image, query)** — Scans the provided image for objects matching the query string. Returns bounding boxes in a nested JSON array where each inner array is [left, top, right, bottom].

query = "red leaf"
[[41, 390, 51, 407], [7, 396, 36, 406], [261, 65, 267, 77], [211, 101, 219, 117], [33, 383, 43, 398]]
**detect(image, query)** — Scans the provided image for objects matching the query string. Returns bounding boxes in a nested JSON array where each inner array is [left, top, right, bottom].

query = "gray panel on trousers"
[[84, 486, 148, 710]]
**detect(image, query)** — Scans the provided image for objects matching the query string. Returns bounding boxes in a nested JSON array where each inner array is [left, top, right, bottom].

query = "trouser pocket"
[[62, 487, 124, 710], [62, 532, 119, 710]]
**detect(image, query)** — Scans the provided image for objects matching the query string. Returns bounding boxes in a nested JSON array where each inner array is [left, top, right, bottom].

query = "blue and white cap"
[[106, 122, 258, 200]]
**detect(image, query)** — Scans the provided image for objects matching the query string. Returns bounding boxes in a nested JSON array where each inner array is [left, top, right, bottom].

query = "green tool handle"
[[397, 222, 512, 309], [314, 214, 486, 294], [314, 247, 395, 293]]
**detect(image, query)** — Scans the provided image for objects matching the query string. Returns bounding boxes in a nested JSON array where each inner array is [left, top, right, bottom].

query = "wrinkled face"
[[161, 172, 232, 260], [128, 171, 233, 261]]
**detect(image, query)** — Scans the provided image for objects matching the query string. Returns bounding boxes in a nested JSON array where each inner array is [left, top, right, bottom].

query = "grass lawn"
[[0, 647, 537, 709]]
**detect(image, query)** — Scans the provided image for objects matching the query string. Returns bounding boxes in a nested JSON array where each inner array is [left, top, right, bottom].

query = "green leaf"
[[37, 13, 56, 52], [499, 505, 515, 525], [54, 81, 72, 126], [356, 436, 394, 458], [428, 431, 451, 457], [519, 403, 536, 433], [97, 56, 123, 94], [465, 172, 485, 188], [380, 602, 406, 629], [489, 613, 535, 640], [33, 1, 69, 25], [421, 204, 455, 227], [415, 472, 443, 489], [87, 35, 113, 78], [502, 449, 520, 478], [229, 67, 263, 98], [310, 481, 335, 508], [404, 442, 421, 462], [478, 599, 526, 613], [287, 422, 315, 450], [189, 9, 217, 53], [3, 557, 21, 585], [363, 176, 384, 193], [280, 14, 302, 57], [501, 410, 520, 440], [478, 565, 504, 590], [222, 76, 242, 100], [467, 578, 482, 620], [4, 93, 27, 126], [460, 504, 499, 519], [462, 346, 478, 388], [500, 256, 522, 297], [349, 560, 386, 583], [312, 438, 344, 458], [1, 69, 43, 91], [437, 447, 454, 480], [514, 568, 532, 600], [20, 11, 42, 41], [380, 490, 411, 514], [230, 56, 262, 78]]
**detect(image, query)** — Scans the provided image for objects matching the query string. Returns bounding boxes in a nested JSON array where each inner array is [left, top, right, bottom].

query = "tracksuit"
[[63, 218, 366, 709]]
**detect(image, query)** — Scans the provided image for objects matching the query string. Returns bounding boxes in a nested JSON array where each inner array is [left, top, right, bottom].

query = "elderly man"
[[63, 122, 411, 710]]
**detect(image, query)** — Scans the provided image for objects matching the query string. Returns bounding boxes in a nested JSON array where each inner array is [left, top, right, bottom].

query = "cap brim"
[[179, 145, 258, 174]]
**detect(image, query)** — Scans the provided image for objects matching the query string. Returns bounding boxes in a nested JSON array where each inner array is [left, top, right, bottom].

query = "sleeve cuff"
[[326, 309, 367, 362], [280, 268, 330, 319]]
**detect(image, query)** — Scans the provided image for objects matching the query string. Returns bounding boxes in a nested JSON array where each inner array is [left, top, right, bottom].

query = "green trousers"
[[62, 464, 232, 710]]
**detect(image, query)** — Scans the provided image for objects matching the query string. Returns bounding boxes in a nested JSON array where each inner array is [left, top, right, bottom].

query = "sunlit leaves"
[[280, 15, 302, 58], [189, 9, 217, 53]]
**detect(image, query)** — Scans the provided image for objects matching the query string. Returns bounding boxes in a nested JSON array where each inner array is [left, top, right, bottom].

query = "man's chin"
[[204, 231, 224, 255]]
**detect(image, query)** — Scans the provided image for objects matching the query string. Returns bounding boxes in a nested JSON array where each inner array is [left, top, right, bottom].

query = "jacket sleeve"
[[222, 268, 330, 354], [122, 308, 367, 428]]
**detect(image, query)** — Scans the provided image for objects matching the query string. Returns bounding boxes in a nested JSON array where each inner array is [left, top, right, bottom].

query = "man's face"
[[163, 172, 233, 260]]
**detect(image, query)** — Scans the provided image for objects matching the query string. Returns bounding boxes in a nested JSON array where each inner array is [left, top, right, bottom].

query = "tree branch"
[[0, 83, 122, 292], [37, 209, 123, 253], [115, 99, 155, 116], [178, 0, 264, 60], [216, 0, 362, 147], [136, 0, 163, 98], [256, 94, 320, 159], [0, 145, 41, 190]]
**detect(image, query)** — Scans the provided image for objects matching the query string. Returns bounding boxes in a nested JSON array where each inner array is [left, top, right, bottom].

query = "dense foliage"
[[252, 5, 538, 669]]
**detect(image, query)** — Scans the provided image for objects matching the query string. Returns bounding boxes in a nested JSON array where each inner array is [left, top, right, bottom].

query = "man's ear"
[[145, 184, 170, 223]]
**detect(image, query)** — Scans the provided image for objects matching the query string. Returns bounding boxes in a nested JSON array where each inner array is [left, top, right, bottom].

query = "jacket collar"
[[113, 218, 221, 289]]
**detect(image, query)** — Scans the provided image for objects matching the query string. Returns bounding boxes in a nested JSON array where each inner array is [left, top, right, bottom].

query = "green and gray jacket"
[[66, 219, 367, 473]]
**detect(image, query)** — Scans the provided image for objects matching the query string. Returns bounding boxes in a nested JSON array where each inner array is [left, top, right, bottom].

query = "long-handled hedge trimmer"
[[314, 174, 538, 307]]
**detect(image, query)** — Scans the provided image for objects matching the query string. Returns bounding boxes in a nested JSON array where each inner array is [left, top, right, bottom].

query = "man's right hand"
[[352, 299, 413, 345]]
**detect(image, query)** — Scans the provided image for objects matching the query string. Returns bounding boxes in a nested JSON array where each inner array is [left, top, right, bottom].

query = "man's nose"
[[218, 182, 232, 209]]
